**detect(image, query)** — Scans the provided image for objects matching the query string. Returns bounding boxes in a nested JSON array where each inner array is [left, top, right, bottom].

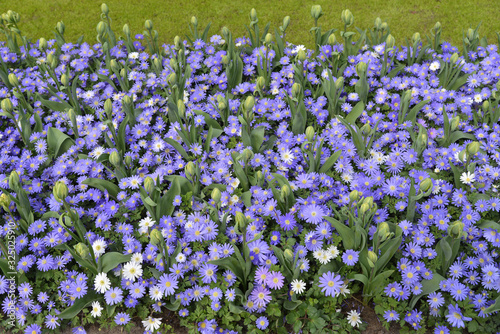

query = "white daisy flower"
[[94, 272, 111, 293], [92, 239, 106, 257], [90, 301, 102, 317], [142, 316, 162, 332], [291, 279, 306, 295], [122, 261, 143, 282], [149, 285, 163, 301], [175, 253, 186, 263], [460, 171, 475, 185], [347, 310, 362, 328]]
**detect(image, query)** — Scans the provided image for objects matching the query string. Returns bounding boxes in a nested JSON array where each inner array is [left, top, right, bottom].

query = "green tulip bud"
[[244, 95, 255, 113], [482, 100, 490, 112], [355, 61, 367, 76], [104, 99, 113, 119], [282, 16, 290, 31], [341, 9, 354, 27], [68, 108, 77, 126], [221, 27, 230, 39], [264, 33, 272, 45], [1, 98, 13, 114], [8, 73, 19, 87], [191, 16, 198, 27], [335, 77, 344, 90], [433, 22, 441, 34], [255, 170, 264, 186], [256, 76, 265, 91], [466, 28, 474, 42], [109, 151, 121, 167], [243, 148, 254, 162], [360, 203, 370, 215], [56, 21, 65, 35], [124, 155, 132, 167], [311, 5, 323, 21], [235, 211, 247, 232], [53, 180, 69, 202], [284, 249, 294, 262], [96, 21, 106, 36], [450, 52, 459, 64], [448, 220, 465, 239], [61, 73, 69, 87], [250, 8, 258, 21], [282, 184, 291, 198], [144, 176, 155, 194], [173, 36, 181, 50], [381, 22, 388, 31], [221, 55, 229, 65], [458, 149, 467, 162], [8, 170, 20, 190], [450, 116, 460, 132], [297, 49, 306, 61], [411, 32, 421, 45], [0, 193, 10, 211], [150, 228, 163, 246], [167, 73, 177, 86], [420, 178, 433, 193], [218, 100, 227, 110], [119, 68, 126, 79], [374, 17, 382, 30], [364, 196, 374, 208], [38, 38, 47, 51], [349, 190, 359, 202], [385, 34, 395, 49], [292, 83, 301, 99], [185, 161, 195, 179], [211, 188, 221, 203], [466, 141, 480, 156], [177, 99, 185, 118], [367, 251, 378, 268], [74, 243, 89, 258], [123, 23, 130, 36], [361, 123, 371, 135], [377, 222, 390, 242], [101, 3, 109, 15], [305, 126, 315, 142], [144, 20, 153, 30], [328, 33, 336, 45], [110, 59, 119, 72]]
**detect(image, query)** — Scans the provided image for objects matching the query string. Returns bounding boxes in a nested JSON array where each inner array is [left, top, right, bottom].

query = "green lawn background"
[[1, 0, 499, 48]]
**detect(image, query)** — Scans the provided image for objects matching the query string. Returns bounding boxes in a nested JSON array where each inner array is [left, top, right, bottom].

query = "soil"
[[344, 296, 400, 334]]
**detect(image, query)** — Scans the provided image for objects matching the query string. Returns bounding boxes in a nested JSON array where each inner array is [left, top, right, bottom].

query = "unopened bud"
[[1, 98, 13, 114], [292, 83, 301, 99], [411, 32, 421, 45], [433, 22, 441, 34], [53, 180, 69, 202], [282, 16, 290, 31], [191, 16, 198, 27], [185, 161, 195, 179], [284, 249, 294, 262], [305, 126, 315, 142], [109, 151, 121, 167], [250, 8, 258, 22], [144, 176, 155, 194], [450, 116, 460, 132], [328, 33, 336, 45], [235, 211, 247, 232], [124, 155, 132, 167], [335, 77, 344, 90], [211, 188, 221, 203], [385, 34, 395, 49], [282, 184, 291, 198], [297, 49, 306, 61], [349, 190, 359, 202], [482, 100, 490, 112], [244, 95, 255, 113], [38, 38, 47, 51], [56, 21, 65, 35], [123, 24, 130, 36], [361, 123, 371, 135], [144, 20, 153, 30], [374, 17, 382, 30], [255, 170, 264, 185], [101, 3, 110, 16], [8, 73, 19, 87], [356, 61, 367, 76], [448, 220, 465, 239], [256, 76, 265, 91], [341, 9, 354, 27], [221, 55, 229, 65], [177, 99, 185, 118], [167, 73, 177, 85], [377, 222, 390, 242], [150, 229, 163, 246], [367, 251, 378, 268], [8, 171, 20, 190], [364, 196, 374, 208], [466, 141, 480, 156], [104, 99, 113, 119], [110, 59, 119, 72], [450, 52, 459, 64], [0, 193, 10, 211], [360, 203, 370, 215], [96, 21, 106, 36], [74, 243, 89, 258], [311, 5, 323, 21], [420, 178, 433, 193], [264, 33, 272, 45], [61, 73, 69, 87], [218, 100, 226, 110]]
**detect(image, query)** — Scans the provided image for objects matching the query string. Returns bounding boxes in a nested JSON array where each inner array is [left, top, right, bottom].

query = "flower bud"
[[297, 49, 306, 61], [8, 73, 19, 87], [211, 188, 221, 203], [411, 32, 421, 45], [74, 243, 89, 258], [458, 149, 467, 162], [496, 80, 500, 92], [361, 123, 371, 135], [8, 170, 20, 190], [244, 95, 255, 113], [292, 83, 301, 99], [448, 220, 465, 239], [250, 8, 258, 22], [173, 36, 181, 50], [221, 55, 229, 65], [96, 21, 106, 37], [110, 59, 119, 72], [367, 251, 377, 268], [124, 155, 132, 167], [256, 76, 265, 91], [123, 23, 130, 36], [150, 228, 163, 246], [419, 178, 433, 193], [433, 22, 441, 34], [328, 33, 336, 45], [341, 9, 354, 27], [450, 52, 459, 64], [235, 211, 247, 232], [364, 196, 374, 208], [450, 116, 460, 132], [349, 190, 359, 202], [0, 193, 10, 211], [282, 16, 290, 31], [185, 161, 195, 179], [60, 73, 69, 87], [38, 38, 47, 51], [221, 27, 230, 39], [466, 141, 480, 156], [167, 73, 177, 86], [374, 17, 382, 30], [218, 100, 227, 110], [255, 170, 264, 186], [335, 77, 344, 90], [282, 184, 291, 198], [305, 126, 315, 142], [482, 100, 490, 112], [109, 151, 121, 167], [177, 99, 185, 118], [284, 249, 294, 262], [104, 99, 113, 119], [143, 176, 155, 194], [377, 222, 390, 242], [360, 203, 370, 215], [466, 28, 474, 42], [56, 21, 65, 35], [191, 16, 198, 27], [53, 180, 69, 202], [355, 61, 367, 76], [264, 33, 273, 45], [385, 34, 395, 49], [144, 20, 153, 30], [101, 3, 109, 15], [311, 5, 323, 21], [1, 98, 13, 114]]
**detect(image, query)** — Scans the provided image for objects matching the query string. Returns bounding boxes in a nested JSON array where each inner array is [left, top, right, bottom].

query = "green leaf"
[[345, 101, 365, 124], [478, 220, 500, 230], [250, 126, 265, 152], [284, 300, 302, 311], [319, 150, 341, 174], [58, 290, 99, 319], [47, 127, 75, 158], [82, 178, 119, 200], [0, 259, 11, 276], [353, 273, 368, 285], [156, 178, 181, 219], [324, 216, 355, 250], [409, 273, 445, 309], [485, 295, 500, 314], [38, 94, 73, 112], [100, 252, 132, 273], [165, 138, 191, 161]]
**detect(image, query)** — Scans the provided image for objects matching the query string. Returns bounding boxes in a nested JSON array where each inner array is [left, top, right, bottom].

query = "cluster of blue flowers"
[[0, 9, 499, 334]]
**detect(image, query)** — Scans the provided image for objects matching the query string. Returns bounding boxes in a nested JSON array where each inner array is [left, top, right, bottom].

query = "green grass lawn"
[[1, 0, 499, 48]]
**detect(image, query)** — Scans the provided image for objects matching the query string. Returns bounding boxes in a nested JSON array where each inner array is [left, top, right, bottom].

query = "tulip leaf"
[[165, 138, 191, 161], [319, 150, 342, 174], [100, 252, 133, 273], [0, 259, 10, 276], [484, 295, 500, 314], [324, 216, 355, 250], [58, 290, 100, 319], [284, 299, 302, 311], [82, 178, 119, 200], [38, 94, 73, 112], [156, 178, 180, 218], [164, 295, 181, 311], [47, 127, 75, 158], [409, 273, 445, 309]]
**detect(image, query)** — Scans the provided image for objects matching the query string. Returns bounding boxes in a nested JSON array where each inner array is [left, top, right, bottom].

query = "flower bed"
[[0, 4, 500, 334]]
